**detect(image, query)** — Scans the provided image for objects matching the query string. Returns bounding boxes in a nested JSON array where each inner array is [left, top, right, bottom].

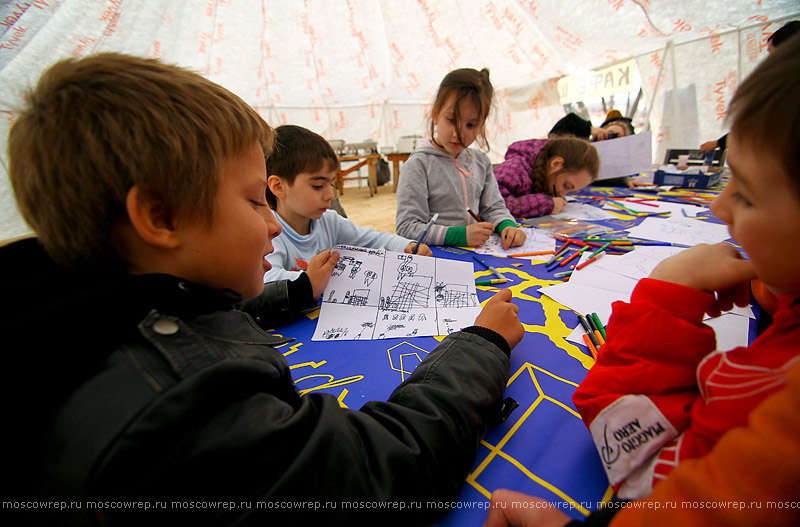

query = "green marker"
[[591, 312, 606, 340]]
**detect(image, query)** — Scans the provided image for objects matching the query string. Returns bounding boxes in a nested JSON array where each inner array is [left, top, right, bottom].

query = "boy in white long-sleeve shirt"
[[264, 125, 432, 282]]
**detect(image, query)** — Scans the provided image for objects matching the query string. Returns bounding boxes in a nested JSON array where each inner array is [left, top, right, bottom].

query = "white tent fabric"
[[1, 0, 798, 241]]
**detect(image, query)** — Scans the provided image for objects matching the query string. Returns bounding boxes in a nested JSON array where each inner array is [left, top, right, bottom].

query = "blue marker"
[[472, 253, 505, 280], [412, 213, 438, 254]]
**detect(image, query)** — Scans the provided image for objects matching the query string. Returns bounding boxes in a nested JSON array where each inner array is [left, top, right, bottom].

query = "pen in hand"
[[413, 213, 439, 254]]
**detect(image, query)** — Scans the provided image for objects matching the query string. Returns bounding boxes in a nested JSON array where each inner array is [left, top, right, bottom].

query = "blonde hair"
[[530, 137, 600, 193], [429, 68, 494, 151], [9, 52, 272, 269]]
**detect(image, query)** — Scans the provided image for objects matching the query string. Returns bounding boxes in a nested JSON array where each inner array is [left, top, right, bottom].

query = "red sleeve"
[[609, 360, 800, 527], [572, 279, 717, 496]]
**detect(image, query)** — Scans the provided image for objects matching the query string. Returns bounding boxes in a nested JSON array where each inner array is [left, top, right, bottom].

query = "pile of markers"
[[542, 234, 681, 278], [578, 312, 606, 359]]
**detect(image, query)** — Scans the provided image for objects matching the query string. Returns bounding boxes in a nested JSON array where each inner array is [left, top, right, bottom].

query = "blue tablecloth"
[[267, 178, 754, 525]]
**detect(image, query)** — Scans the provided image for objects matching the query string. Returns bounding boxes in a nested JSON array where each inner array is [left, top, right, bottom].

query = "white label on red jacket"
[[588, 394, 678, 486]]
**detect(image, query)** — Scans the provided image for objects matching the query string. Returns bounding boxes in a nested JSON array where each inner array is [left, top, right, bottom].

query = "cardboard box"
[[652, 169, 721, 189]]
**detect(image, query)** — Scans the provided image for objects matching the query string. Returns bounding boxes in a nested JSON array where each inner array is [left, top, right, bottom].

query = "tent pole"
[[642, 39, 672, 132], [669, 43, 683, 147]]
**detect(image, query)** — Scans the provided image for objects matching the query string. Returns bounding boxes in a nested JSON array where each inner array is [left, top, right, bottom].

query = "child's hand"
[[500, 226, 527, 249], [649, 243, 756, 317], [474, 289, 524, 350], [404, 242, 433, 256], [551, 197, 567, 215], [306, 249, 341, 300], [484, 489, 571, 527], [467, 222, 494, 247]]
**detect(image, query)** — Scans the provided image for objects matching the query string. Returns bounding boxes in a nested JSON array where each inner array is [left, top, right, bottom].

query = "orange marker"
[[582, 334, 598, 360], [509, 250, 555, 257], [594, 330, 605, 346]]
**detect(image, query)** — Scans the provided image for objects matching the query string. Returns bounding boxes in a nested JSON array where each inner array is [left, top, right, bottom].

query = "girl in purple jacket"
[[494, 136, 599, 218]]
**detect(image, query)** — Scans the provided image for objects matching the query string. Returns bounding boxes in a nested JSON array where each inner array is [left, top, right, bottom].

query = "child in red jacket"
[[572, 33, 800, 501], [484, 32, 800, 527]]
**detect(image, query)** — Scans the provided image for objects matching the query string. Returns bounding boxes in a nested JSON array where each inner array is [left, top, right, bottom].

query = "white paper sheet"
[[626, 217, 731, 246], [554, 247, 753, 350], [558, 202, 618, 221], [593, 131, 653, 180], [313, 245, 481, 341], [592, 245, 687, 281], [540, 281, 629, 322], [473, 227, 556, 257]]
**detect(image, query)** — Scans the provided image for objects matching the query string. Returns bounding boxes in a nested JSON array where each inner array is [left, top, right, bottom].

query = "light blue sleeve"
[[330, 212, 413, 252], [263, 235, 303, 283]]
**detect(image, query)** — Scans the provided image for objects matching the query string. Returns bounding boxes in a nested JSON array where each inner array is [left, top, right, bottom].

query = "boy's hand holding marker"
[[649, 243, 756, 318]]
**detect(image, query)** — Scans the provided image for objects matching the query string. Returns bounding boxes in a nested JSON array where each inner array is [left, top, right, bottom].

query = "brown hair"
[[529, 137, 600, 193], [727, 33, 800, 196], [265, 125, 338, 209], [8, 52, 272, 269], [429, 68, 494, 151]]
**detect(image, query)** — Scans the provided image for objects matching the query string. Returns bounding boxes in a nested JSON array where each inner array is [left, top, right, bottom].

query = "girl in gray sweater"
[[396, 68, 526, 250]]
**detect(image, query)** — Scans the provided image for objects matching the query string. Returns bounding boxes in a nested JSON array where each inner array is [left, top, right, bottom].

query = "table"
[[386, 152, 411, 192], [336, 153, 381, 197], [267, 178, 755, 525]]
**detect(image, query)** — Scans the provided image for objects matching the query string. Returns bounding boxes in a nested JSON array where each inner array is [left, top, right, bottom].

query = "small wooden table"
[[336, 153, 381, 197], [386, 152, 411, 192]]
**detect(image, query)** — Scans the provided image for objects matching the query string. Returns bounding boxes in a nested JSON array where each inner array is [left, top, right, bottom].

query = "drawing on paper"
[[435, 282, 476, 308], [382, 275, 432, 312], [312, 245, 481, 341]]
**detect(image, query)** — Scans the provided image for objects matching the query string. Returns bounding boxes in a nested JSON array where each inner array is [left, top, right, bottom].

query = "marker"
[[553, 183, 558, 197], [591, 312, 606, 340], [578, 314, 601, 349], [544, 242, 571, 266], [631, 240, 688, 247], [636, 211, 672, 217], [553, 270, 573, 278], [585, 313, 599, 333], [594, 329, 606, 346], [467, 208, 481, 222], [472, 254, 505, 280], [606, 200, 639, 215], [508, 250, 555, 257], [559, 246, 589, 267], [587, 242, 611, 259], [413, 213, 438, 254], [575, 251, 605, 270], [475, 278, 508, 286], [582, 334, 598, 360]]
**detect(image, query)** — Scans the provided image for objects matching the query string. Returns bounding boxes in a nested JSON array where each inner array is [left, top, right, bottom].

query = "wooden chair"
[[335, 153, 380, 196]]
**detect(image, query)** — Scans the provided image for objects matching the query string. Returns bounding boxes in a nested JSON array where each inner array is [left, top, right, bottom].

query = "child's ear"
[[548, 156, 565, 173], [268, 175, 288, 199], [125, 186, 180, 249]]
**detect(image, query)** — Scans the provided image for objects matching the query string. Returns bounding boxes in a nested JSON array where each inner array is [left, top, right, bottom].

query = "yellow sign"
[[557, 59, 638, 104]]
